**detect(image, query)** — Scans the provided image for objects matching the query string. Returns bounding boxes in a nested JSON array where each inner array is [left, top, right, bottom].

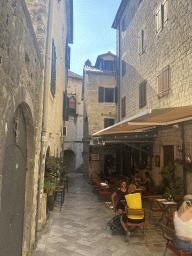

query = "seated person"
[[173, 199, 192, 252], [139, 171, 154, 194], [133, 171, 142, 187], [111, 181, 128, 215], [120, 191, 145, 242], [128, 183, 137, 194]]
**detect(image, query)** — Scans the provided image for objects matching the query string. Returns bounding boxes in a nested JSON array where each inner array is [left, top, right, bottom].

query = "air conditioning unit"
[[61, 126, 67, 137]]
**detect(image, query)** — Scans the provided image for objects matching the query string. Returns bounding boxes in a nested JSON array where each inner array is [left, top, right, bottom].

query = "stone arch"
[[63, 149, 76, 172], [0, 85, 38, 255]]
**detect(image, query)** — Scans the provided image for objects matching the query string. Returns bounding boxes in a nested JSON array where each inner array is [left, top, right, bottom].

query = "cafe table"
[[155, 198, 177, 226]]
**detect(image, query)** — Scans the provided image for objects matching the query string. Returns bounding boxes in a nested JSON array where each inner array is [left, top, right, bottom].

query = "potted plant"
[[155, 162, 184, 198], [44, 174, 57, 211]]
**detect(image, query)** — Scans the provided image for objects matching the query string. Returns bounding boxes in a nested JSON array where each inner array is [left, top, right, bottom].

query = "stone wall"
[[84, 71, 117, 136], [118, 0, 192, 118], [83, 69, 117, 180], [64, 74, 84, 170], [115, 0, 192, 192], [0, 0, 43, 254]]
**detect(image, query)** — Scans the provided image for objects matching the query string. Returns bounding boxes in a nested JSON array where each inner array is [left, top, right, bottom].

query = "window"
[[122, 16, 126, 32], [63, 91, 69, 121], [65, 45, 71, 70], [69, 95, 76, 115], [163, 145, 174, 166], [51, 39, 56, 97], [138, 29, 146, 55], [139, 80, 147, 108], [121, 96, 126, 118], [104, 118, 115, 129], [156, 0, 168, 33], [157, 65, 169, 98], [98, 87, 115, 103], [103, 60, 114, 71], [122, 60, 126, 77]]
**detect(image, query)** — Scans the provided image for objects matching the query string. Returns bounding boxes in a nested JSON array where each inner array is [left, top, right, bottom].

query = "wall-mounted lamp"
[[177, 144, 183, 153]]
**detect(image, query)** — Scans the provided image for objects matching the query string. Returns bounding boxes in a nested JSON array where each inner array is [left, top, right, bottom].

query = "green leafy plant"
[[44, 174, 57, 195], [155, 162, 184, 198]]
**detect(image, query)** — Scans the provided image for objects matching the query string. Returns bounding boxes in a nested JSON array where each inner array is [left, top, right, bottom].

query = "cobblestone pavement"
[[33, 173, 174, 256]]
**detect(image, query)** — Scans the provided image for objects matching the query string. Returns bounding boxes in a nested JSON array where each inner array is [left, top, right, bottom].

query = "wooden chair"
[[148, 195, 166, 226], [125, 208, 147, 244], [161, 224, 192, 255], [164, 205, 177, 227], [174, 195, 184, 203]]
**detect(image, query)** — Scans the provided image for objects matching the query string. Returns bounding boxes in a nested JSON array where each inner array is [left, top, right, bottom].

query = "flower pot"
[[44, 188, 51, 194]]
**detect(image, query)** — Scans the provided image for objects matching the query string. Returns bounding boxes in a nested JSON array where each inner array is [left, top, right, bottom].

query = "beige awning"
[[93, 106, 192, 136]]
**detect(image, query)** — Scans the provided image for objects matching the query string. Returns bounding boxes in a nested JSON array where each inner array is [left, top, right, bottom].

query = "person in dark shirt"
[[111, 181, 128, 215]]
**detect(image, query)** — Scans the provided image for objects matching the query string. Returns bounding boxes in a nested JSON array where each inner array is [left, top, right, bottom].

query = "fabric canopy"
[[93, 106, 192, 136]]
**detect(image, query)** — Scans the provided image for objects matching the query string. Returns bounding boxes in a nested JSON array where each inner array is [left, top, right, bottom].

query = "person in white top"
[[173, 198, 192, 252]]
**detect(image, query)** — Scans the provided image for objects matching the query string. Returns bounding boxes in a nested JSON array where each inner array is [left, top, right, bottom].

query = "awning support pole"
[[181, 123, 187, 194]]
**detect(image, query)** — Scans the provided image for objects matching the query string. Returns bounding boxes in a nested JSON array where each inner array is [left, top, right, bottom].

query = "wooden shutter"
[[139, 81, 147, 108], [122, 60, 126, 77], [98, 87, 104, 102], [121, 96, 126, 118], [51, 39, 56, 97], [158, 65, 169, 98], [163, 65, 169, 95], [65, 45, 70, 70], [115, 86, 118, 103], [138, 30, 142, 55], [105, 88, 114, 102], [158, 70, 163, 98]]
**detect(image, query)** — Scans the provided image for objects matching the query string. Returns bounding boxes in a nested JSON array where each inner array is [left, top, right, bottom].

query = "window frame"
[[157, 65, 170, 98], [98, 87, 115, 103], [138, 28, 146, 55], [156, 0, 168, 34]]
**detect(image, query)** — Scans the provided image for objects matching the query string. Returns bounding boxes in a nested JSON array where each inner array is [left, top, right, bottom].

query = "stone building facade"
[[0, 0, 43, 255], [63, 70, 83, 172], [91, 0, 192, 193], [82, 52, 117, 180], [112, 0, 192, 193], [0, 0, 73, 255]]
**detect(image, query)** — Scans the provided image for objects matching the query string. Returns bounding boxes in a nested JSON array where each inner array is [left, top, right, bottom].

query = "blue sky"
[[70, 0, 121, 76]]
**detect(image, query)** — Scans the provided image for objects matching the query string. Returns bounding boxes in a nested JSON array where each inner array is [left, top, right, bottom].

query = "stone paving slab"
[[32, 173, 175, 256]]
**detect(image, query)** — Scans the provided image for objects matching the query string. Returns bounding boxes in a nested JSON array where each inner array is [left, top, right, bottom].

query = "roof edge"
[[112, 0, 129, 29]]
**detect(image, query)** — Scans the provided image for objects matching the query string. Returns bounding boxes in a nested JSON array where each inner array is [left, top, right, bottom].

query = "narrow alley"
[[33, 173, 174, 256]]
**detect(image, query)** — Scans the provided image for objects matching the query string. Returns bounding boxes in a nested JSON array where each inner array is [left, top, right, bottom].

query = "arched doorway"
[[63, 149, 76, 172], [0, 106, 27, 255]]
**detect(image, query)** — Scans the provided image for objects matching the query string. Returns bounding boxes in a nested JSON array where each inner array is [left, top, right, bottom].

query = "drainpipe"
[[181, 123, 187, 194], [118, 24, 121, 122], [36, 0, 53, 231]]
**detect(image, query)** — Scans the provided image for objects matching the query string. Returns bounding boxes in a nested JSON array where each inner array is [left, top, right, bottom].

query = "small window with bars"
[[139, 80, 147, 108], [157, 65, 169, 98], [121, 96, 126, 118]]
